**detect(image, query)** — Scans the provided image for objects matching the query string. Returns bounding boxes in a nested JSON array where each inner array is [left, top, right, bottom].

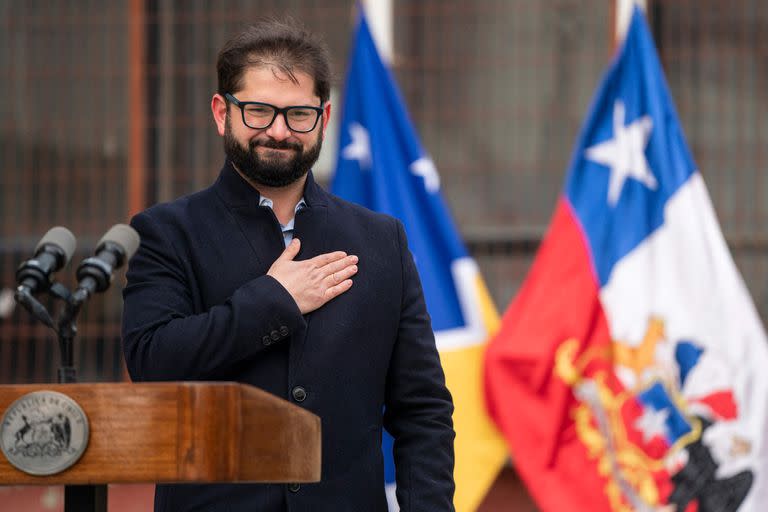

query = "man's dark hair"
[[217, 18, 332, 104]]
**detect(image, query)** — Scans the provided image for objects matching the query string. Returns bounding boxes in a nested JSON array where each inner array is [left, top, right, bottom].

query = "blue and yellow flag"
[[332, 8, 507, 512]]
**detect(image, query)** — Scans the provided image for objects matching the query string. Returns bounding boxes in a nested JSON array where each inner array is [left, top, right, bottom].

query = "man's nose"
[[265, 113, 292, 141]]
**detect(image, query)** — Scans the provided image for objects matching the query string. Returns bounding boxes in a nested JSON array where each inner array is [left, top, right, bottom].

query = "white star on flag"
[[410, 156, 440, 193], [585, 100, 657, 206], [341, 122, 371, 169], [634, 405, 670, 443]]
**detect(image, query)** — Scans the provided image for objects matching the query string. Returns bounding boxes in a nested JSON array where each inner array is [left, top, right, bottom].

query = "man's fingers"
[[272, 247, 358, 314], [276, 238, 301, 261], [321, 255, 359, 277], [324, 279, 354, 301], [328, 264, 358, 284], [311, 250, 348, 267]]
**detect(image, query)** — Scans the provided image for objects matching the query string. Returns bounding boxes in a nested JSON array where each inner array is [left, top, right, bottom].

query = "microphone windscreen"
[[35, 226, 77, 265], [98, 224, 141, 260]]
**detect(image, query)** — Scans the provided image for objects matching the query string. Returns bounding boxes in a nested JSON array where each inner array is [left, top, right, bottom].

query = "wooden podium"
[[0, 382, 321, 509]]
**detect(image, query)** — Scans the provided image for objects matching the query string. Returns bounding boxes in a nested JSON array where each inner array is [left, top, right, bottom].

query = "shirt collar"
[[259, 196, 306, 211], [259, 196, 307, 228]]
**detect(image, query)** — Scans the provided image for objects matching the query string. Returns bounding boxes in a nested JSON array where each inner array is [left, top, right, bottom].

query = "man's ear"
[[320, 101, 332, 140], [211, 93, 228, 136]]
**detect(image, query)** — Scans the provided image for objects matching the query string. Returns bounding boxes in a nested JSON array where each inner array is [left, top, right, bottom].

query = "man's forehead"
[[238, 65, 319, 102]]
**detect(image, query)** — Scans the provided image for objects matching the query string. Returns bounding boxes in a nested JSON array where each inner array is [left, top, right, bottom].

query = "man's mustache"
[[250, 139, 302, 152]]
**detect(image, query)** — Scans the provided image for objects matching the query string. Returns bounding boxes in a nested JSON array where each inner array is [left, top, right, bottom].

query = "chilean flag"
[[484, 7, 768, 511]]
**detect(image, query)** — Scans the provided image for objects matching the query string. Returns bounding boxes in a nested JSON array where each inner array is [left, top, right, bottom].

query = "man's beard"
[[224, 116, 323, 188]]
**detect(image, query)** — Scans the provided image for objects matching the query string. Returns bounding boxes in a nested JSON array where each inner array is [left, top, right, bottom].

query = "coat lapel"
[[213, 161, 285, 274], [290, 172, 330, 370], [293, 173, 330, 261]]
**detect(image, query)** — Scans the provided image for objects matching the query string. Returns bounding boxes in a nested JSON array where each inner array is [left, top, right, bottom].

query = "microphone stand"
[[15, 282, 107, 512], [47, 283, 78, 384]]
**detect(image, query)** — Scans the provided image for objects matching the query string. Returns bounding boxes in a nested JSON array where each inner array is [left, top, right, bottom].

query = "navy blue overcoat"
[[122, 161, 455, 512]]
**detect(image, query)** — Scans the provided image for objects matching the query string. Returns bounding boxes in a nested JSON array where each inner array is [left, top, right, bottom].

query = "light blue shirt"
[[259, 196, 307, 247]]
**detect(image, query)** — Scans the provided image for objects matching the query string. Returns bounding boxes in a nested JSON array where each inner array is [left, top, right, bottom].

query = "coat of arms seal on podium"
[[1, 390, 89, 475]]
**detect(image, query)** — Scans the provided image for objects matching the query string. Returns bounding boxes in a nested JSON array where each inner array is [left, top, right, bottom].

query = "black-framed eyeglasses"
[[225, 93, 323, 133]]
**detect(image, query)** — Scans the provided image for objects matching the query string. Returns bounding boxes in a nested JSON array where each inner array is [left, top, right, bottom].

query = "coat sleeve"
[[384, 220, 456, 511], [121, 210, 305, 381]]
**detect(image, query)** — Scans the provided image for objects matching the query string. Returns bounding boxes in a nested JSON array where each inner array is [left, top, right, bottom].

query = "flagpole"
[[615, 0, 647, 45], [362, 0, 393, 64]]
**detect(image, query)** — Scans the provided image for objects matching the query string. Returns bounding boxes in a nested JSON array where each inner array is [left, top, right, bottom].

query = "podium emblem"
[[1, 391, 89, 475]]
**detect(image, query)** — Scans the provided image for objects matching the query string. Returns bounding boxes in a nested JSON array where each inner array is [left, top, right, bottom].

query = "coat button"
[[270, 330, 280, 341], [262, 335, 272, 346], [288, 483, 301, 493], [291, 386, 307, 402], [279, 325, 289, 337]]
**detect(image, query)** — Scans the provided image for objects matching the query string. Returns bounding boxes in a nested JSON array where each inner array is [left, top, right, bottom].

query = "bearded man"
[[121, 18, 455, 512]]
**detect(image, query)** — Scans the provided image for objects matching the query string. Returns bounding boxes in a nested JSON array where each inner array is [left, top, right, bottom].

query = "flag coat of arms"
[[332, 8, 507, 512], [484, 7, 768, 512]]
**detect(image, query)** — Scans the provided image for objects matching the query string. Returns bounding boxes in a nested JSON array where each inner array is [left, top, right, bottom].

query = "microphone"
[[75, 224, 140, 298], [15, 226, 77, 294]]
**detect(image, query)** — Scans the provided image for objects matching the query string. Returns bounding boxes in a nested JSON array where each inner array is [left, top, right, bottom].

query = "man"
[[121, 18, 455, 512]]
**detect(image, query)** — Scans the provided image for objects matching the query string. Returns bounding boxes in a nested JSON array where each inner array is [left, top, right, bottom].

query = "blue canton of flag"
[[332, 6, 507, 512], [564, 6, 697, 287]]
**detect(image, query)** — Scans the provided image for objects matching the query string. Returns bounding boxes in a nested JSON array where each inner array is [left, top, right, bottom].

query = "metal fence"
[[0, 0, 765, 383]]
